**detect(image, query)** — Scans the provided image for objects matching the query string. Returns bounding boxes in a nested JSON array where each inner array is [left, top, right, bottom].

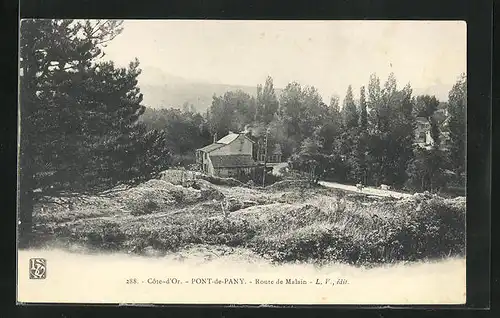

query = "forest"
[[18, 19, 466, 248]]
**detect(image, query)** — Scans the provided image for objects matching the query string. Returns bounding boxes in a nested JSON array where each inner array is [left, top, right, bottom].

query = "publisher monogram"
[[29, 258, 46, 279]]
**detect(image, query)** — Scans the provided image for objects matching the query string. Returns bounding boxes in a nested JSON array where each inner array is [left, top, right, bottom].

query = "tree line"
[[141, 73, 466, 193]]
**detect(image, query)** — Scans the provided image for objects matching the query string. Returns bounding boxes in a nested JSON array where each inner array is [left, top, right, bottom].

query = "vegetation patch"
[[35, 178, 465, 266]]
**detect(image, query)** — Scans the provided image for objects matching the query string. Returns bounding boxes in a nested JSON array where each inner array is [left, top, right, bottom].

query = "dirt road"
[[318, 181, 412, 199]]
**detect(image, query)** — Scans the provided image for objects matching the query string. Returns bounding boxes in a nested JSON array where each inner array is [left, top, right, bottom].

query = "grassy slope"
[[32, 171, 466, 266]]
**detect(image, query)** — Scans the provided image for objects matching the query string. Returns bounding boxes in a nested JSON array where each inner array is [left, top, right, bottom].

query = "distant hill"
[[139, 82, 274, 113], [138, 66, 283, 113], [137, 67, 453, 113]]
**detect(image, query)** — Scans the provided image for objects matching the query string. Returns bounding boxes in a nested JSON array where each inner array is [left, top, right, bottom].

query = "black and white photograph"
[[17, 20, 467, 304]]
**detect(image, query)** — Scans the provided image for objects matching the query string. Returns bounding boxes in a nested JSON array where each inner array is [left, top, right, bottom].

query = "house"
[[414, 114, 451, 151], [196, 132, 258, 178], [414, 117, 434, 149]]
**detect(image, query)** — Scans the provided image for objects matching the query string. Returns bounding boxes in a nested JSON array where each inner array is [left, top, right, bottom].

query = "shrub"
[[250, 225, 357, 264], [194, 217, 257, 247], [64, 220, 127, 250], [200, 187, 225, 201], [129, 197, 160, 216]]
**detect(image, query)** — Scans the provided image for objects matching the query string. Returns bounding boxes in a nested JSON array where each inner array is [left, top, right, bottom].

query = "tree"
[[329, 95, 340, 113], [256, 76, 279, 124], [18, 19, 170, 247], [279, 82, 302, 140], [414, 95, 439, 118], [289, 135, 327, 183], [364, 74, 415, 187], [367, 73, 382, 133], [279, 82, 325, 144], [359, 86, 368, 130], [447, 74, 466, 177], [406, 148, 447, 193], [208, 90, 256, 138], [342, 85, 358, 130], [19, 19, 123, 247]]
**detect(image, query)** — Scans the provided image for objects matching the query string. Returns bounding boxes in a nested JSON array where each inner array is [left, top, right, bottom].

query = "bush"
[[249, 196, 465, 265], [200, 187, 225, 201], [57, 220, 127, 251], [250, 225, 357, 263], [41, 179, 465, 265], [194, 217, 257, 247], [129, 194, 161, 216]]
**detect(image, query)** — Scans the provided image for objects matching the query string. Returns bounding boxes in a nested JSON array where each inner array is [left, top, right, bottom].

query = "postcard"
[[17, 19, 466, 305]]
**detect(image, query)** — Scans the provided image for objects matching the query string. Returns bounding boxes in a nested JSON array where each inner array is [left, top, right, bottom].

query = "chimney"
[[213, 132, 218, 143]]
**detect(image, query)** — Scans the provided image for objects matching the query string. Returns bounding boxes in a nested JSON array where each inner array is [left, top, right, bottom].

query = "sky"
[[103, 20, 466, 101]]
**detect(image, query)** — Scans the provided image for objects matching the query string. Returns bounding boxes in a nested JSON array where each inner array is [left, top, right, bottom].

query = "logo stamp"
[[29, 258, 47, 279]]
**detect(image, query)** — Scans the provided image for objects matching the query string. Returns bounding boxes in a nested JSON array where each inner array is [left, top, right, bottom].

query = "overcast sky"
[[103, 20, 466, 101]]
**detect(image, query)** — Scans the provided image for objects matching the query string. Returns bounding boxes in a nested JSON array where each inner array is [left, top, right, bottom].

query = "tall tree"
[[19, 19, 170, 247], [208, 90, 255, 138], [359, 86, 368, 130], [367, 73, 382, 133], [256, 76, 279, 124], [329, 95, 340, 113], [414, 95, 439, 118], [19, 19, 123, 247], [447, 74, 466, 177], [342, 85, 358, 130]]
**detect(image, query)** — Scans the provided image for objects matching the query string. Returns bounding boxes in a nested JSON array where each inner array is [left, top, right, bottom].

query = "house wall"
[[215, 167, 254, 178], [206, 155, 216, 176], [210, 135, 253, 156]]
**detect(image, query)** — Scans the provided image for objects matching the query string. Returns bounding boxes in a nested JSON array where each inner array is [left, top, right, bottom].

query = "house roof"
[[197, 143, 225, 153], [210, 154, 257, 168], [216, 133, 240, 144], [198, 132, 256, 152], [216, 132, 256, 145]]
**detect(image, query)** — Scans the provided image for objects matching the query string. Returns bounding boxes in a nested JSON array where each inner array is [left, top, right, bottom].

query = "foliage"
[[137, 70, 465, 194], [342, 85, 359, 130], [406, 147, 448, 193], [447, 74, 467, 176], [41, 181, 465, 264], [140, 107, 212, 156]]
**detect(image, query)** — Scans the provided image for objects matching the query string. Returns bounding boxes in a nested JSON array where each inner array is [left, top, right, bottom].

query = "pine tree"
[[329, 95, 340, 113], [367, 73, 382, 133], [20, 19, 122, 246], [359, 86, 368, 130], [18, 19, 170, 247], [342, 85, 358, 130]]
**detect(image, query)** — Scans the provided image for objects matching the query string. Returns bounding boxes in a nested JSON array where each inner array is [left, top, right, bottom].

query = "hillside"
[[32, 170, 465, 265], [136, 67, 452, 113], [139, 82, 270, 113], [137, 66, 283, 112]]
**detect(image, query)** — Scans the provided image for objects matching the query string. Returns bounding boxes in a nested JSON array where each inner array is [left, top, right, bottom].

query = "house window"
[[204, 152, 207, 159]]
